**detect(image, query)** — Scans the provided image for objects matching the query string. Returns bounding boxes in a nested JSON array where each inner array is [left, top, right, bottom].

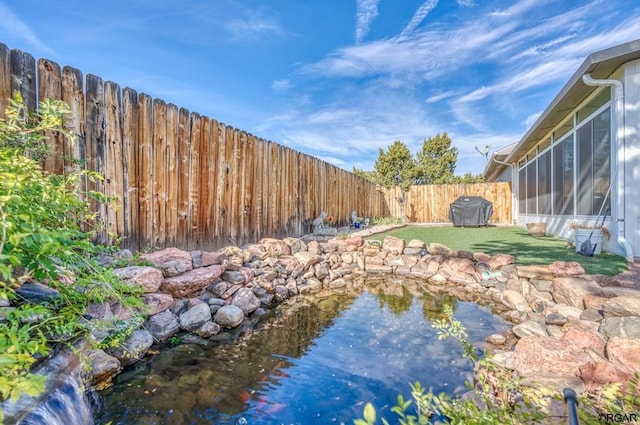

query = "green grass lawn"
[[368, 225, 628, 276]]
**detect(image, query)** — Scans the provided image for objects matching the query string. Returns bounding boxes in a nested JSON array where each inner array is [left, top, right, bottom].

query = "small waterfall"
[[18, 371, 94, 425], [2, 341, 94, 425]]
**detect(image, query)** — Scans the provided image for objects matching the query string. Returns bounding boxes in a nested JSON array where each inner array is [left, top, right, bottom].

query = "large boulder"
[[260, 238, 292, 257], [578, 361, 635, 393], [599, 316, 640, 339], [214, 305, 245, 328], [140, 248, 193, 277], [179, 303, 212, 331], [294, 251, 322, 270], [141, 293, 174, 315], [231, 287, 261, 314], [160, 265, 225, 298], [382, 236, 405, 255], [108, 329, 154, 367], [552, 277, 606, 308], [190, 250, 227, 268], [112, 266, 164, 293], [606, 336, 640, 373], [548, 261, 585, 277], [512, 336, 591, 377], [146, 310, 181, 341], [602, 296, 640, 317], [88, 349, 121, 387]]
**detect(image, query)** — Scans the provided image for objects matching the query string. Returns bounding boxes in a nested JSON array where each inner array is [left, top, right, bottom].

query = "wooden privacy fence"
[[384, 183, 513, 224], [0, 43, 390, 251], [0, 43, 513, 252]]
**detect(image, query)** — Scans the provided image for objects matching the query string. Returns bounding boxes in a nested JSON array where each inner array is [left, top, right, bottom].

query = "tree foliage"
[[0, 94, 144, 415], [451, 172, 485, 184], [354, 134, 483, 190], [415, 132, 457, 184], [373, 141, 416, 191]]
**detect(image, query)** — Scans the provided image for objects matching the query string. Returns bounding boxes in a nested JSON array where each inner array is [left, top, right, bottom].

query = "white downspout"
[[582, 73, 634, 261], [489, 155, 516, 224]]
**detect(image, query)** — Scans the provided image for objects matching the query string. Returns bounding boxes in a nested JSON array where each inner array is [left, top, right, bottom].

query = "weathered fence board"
[[383, 183, 512, 224], [10, 49, 36, 112], [85, 74, 107, 244], [37, 59, 64, 175], [137, 93, 153, 249], [61, 66, 85, 178], [0, 44, 10, 117], [188, 113, 202, 250], [122, 88, 138, 249], [0, 42, 513, 252], [164, 103, 179, 249]]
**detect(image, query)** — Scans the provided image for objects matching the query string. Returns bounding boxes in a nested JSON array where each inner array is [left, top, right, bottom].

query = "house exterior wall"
[[620, 60, 640, 256], [514, 60, 640, 259]]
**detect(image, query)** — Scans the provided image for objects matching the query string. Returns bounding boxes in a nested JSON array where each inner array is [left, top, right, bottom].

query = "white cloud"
[[523, 112, 542, 129], [224, 10, 283, 42], [0, 1, 54, 54], [355, 0, 380, 43], [400, 0, 439, 37], [272, 79, 292, 91]]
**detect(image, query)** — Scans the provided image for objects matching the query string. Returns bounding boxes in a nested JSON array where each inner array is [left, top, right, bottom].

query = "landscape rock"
[[161, 265, 225, 298], [599, 316, 640, 338], [113, 266, 164, 293], [552, 277, 606, 308], [548, 261, 585, 277], [487, 253, 515, 270], [512, 336, 592, 377], [578, 361, 635, 392], [602, 295, 640, 317], [512, 320, 548, 338], [190, 250, 226, 268], [382, 236, 405, 254], [261, 238, 292, 257], [214, 305, 245, 328], [221, 270, 246, 285], [15, 282, 60, 304], [108, 329, 154, 367], [232, 287, 261, 314], [194, 321, 221, 338], [293, 251, 322, 270], [179, 303, 212, 331], [88, 349, 121, 386], [140, 248, 193, 277], [501, 289, 529, 311], [141, 293, 174, 315], [428, 243, 455, 257], [605, 336, 640, 373], [283, 238, 307, 254], [562, 327, 605, 354], [146, 310, 180, 341]]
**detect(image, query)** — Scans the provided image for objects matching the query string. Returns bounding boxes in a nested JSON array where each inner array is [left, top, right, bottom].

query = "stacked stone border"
[[7, 227, 640, 422]]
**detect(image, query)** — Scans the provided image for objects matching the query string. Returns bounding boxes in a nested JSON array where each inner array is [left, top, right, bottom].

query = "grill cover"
[[448, 196, 493, 227]]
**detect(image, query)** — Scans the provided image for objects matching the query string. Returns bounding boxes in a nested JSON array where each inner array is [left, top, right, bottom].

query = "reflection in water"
[[96, 285, 507, 425]]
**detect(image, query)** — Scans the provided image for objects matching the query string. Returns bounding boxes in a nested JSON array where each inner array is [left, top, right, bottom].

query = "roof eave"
[[504, 39, 640, 165]]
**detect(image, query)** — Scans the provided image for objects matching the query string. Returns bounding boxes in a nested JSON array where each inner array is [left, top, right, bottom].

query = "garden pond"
[[94, 282, 508, 424]]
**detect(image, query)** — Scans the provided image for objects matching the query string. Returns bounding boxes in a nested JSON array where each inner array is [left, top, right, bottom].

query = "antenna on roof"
[[475, 145, 490, 159]]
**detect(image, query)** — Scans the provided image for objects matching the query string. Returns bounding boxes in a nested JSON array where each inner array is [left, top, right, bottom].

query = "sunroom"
[[484, 39, 640, 261]]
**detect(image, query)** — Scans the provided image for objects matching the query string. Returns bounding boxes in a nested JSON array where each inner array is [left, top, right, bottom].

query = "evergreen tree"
[[372, 140, 416, 191], [415, 132, 457, 184]]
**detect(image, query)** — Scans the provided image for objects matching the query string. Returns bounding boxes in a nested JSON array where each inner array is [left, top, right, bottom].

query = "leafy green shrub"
[[369, 216, 405, 226], [0, 94, 144, 419]]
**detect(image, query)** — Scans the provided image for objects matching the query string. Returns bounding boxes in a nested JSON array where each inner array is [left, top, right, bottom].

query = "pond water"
[[95, 285, 508, 425]]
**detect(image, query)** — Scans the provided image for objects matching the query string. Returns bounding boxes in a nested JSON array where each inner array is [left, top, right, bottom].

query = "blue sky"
[[1, 0, 639, 176]]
